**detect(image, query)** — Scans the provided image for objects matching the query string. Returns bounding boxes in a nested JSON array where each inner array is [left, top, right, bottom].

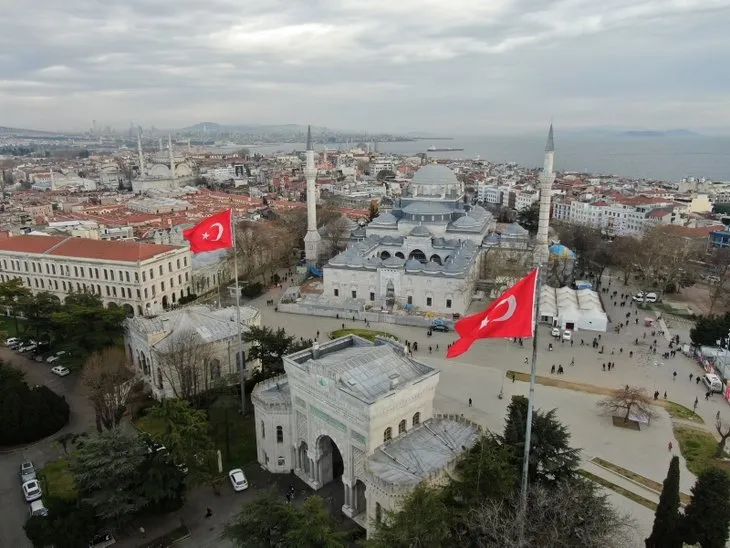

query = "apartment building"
[[0, 234, 192, 316]]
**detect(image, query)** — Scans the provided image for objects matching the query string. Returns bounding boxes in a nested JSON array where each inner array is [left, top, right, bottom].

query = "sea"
[[227, 135, 730, 183]]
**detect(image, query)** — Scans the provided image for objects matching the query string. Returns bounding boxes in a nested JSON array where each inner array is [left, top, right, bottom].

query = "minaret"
[[137, 132, 145, 176], [168, 134, 176, 179], [535, 124, 555, 266], [303, 125, 321, 264]]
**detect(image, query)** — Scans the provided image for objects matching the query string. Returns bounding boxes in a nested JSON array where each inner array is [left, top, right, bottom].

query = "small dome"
[[409, 225, 432, 237], [405, 259, 424, 272], [450, 215, 480, 229], [329, 252, 348, 267], [364, 257, 381, 269], [370, 212, 397, 225], [383, 256, 406, 268], [346, 254, 364, 267], [424, 261, 441, 273], [411, 164, 458, 186]]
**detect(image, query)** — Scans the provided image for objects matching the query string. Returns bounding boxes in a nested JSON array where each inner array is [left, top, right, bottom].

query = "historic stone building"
[[252, 335, 480, 536]]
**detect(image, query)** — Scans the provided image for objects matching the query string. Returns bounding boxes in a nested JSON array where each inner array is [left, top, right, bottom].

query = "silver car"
[[20, 461, 36, 483]]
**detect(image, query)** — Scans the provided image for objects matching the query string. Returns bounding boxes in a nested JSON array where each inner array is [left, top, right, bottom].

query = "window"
[[446, 299, 452, 309], [156, 369, 163, 390], [142, 271, 146, 282], [375, 503, 382, 523], [407, 296, 412, 305], [278, 456, 285, 466], [159, 265, 163, 275], [168, 262, 172, 273], [184, 257, 187, 267], [383, 427, 392, 442], [149, 268, 154, 279], [351, 290, 357, 299], [135, 272, 139, 282], [334, 289, 339, 297], [369, 292, 375, 301], [398, 419, 406, 434], [276, 426, 283, 443], [74, 266, 78, 277], [176, 259, 180, 269], [261, 421, 265, 439], [426, 297, 432, 306], [161, 281, 165, 291], [413, 412, 420, 426], [80, 267, 84, 277], [125, 272, 130, 282], [210, 359, 221, 379], [144, 288, 148, 298], [110, 270, 115, 281]]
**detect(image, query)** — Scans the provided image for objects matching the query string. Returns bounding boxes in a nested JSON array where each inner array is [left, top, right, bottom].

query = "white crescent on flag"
[[209, 222, 225, 242], [479, 295, 517, 330]]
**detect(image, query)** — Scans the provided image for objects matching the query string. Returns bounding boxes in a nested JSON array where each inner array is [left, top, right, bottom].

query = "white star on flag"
[[202, 232, 210, 240]]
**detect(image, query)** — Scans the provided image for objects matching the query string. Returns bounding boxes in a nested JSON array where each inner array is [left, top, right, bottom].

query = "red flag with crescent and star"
[[447, 268, 539, 358], [183, 210, 233, 254]]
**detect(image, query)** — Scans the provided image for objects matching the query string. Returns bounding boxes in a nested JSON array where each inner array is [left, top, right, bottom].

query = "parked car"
[[551, 327, 561, 337], [88, 531, 116, 547], [5, 337, 19, 347], [632, 292, 658, 303], [20, 461, 36, 483], [431, 324, 449, 332], [703, 373, 723, 394], [562, 330, 572, 341], [51, 365, 71, 377], [229, 468, 249, 491], [22, 479, 42, 502], [18, 342, 37, 353], [47, 351, 67, 364], [29, 499, 48, 517]]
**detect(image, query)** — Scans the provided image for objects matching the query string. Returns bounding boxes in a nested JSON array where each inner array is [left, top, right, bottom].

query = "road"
[[0, 346, 95, 548]]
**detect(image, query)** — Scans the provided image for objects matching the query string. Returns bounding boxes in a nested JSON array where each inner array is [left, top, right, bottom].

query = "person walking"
[[205, 508, 213, 518], [717, 410, 721, 422], [668, 441, 673, 452], [693, 397, 698, 412], [468, 398, 472, 407]]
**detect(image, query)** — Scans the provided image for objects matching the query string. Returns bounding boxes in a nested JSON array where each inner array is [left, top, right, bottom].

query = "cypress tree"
[[682, 468, 730, 548], [646, 456, 682, 548]]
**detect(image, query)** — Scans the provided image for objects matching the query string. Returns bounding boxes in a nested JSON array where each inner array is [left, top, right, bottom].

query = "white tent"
[[539, 286, 608, 332]]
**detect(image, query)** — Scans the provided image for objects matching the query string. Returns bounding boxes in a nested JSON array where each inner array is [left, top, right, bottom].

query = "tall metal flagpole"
[[231, 209, 246, 415], [520, 266, 542, 520]]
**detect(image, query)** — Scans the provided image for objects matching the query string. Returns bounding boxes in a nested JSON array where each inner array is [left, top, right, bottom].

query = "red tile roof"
[[0, 234, 182, 262]]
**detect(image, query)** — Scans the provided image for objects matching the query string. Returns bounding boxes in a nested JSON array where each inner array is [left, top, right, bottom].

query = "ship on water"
[[427, 145, 464, 152]]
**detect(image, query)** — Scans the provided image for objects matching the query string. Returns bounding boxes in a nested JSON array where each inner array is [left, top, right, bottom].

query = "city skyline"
[[1, 0, 729, 133]]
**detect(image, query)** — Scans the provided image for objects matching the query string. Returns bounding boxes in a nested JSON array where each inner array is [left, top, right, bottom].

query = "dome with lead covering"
[[411, 164, 459, 186]]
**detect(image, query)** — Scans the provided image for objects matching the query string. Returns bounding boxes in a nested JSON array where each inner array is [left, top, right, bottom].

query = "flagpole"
[[231, 209, 246, 415], [520, 265, 542, 529]]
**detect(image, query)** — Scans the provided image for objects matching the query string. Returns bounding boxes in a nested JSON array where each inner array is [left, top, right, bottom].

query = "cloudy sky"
[[1, 0, 729, 134]]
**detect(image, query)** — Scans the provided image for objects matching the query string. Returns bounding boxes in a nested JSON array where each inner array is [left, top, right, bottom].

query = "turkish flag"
[[447, 268, 538, 358], [183, 210, 233, 254]]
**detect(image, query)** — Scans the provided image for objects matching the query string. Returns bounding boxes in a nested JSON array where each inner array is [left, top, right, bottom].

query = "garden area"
[[329, 328, 398, 342], [673, 425, 730, 476]]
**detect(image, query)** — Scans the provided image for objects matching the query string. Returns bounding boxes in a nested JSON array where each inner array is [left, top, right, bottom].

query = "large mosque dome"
[[410, 164, 459, 186]]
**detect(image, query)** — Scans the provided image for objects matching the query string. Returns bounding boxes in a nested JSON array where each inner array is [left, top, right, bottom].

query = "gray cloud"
[[1, 0, 729, 132]]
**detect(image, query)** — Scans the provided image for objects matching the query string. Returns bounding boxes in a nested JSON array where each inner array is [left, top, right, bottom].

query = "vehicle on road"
[[22, 479, 42, 502], [47, 351, 67, 364], [20, 461, 36, 483], [431, 324, 449, 332], [88, 531, 116, 547], [29, 500, 48, 517], [50, 365, 70, 377], [632, 292, 658, 303], [5, 337, 19, 347], [551, 327, 561, 337], [703, 373, 723, 393], [229, 468, 249, 491], [562, 330, 572, 341]]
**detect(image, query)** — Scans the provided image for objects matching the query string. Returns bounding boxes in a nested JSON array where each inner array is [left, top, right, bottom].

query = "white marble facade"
[[252, 335, 479, 536]]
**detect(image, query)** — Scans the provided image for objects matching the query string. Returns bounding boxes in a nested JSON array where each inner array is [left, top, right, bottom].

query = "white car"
[[18, 343, 37, 353], [29, 500, 48, 517], [551, 327, 561, 337], [228, 468, 249, 492], [562, 330, 572, 341], [22, 479, 42, 502], [51, 365, 70, 377], [5, 337, 19, 347], [21, 461, 36, 483], [703, 373, 723, 394]]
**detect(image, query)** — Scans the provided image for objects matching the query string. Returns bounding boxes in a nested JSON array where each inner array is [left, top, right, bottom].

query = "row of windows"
[[333, 288, 452, 308], [261, 423, 285, 444], [384, 412, 420, 442], [1, 256, 189, 282]]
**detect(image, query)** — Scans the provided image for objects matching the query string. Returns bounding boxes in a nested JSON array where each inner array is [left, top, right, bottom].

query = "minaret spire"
[[303, 124, 321, 264], [535, 123, 556, 266], [168, 134, 176, 179], [137, 131, 145, 176]]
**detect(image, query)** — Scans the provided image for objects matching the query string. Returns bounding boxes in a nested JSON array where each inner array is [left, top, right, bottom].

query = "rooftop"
[[0, 234, 183, 262]]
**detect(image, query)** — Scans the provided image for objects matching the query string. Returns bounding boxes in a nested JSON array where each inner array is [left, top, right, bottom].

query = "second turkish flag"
[[183, 210, 233, 254], [447, 268, 538, 358]]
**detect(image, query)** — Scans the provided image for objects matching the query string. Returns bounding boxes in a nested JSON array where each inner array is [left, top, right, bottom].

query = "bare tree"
[[708, 247, 730, 314], [716, 418, 730, 457], [597, 386, 659, 425], [82, 347, 138, 433], [324, 215, 353, 257], [154, 330, 219, 404], [464, 481, 636, 548]]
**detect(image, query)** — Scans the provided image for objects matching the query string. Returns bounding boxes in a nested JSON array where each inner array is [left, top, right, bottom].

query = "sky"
[[1, 0, 730, 134]]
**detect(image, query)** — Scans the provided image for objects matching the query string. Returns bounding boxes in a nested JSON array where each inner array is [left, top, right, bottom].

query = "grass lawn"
[[135, 410, 258, 471], [39, 457, 77, 502], [329, 328, 398, 342], [673, 425, 730, 476]]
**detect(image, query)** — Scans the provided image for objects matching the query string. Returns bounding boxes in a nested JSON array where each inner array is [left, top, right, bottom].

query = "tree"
[[146, 398, 215, 486], [597, 386, 659, 425], [682, 467, 730, 548], [0, 277, 31, 334], [465, 480, 635, 548], [244, 325, 312, 374], [71, 430, 148, 527], [0, 361, 69, 445], [81, 347, 137, 432], [284, 495, 347, 548], [209, 394, 239, 463], [517, 201, 540, 235], [324, 215, 353, 257], [367, 200, 379, 222], [137, 449, 186, 513], [50, 293, 126, 361], [154, 330, 217, 403], [223, 489, 295, 547], [646, 456, 682, 548], [715, 418, 730, 457], [376, 169, 396, 181], [367, 484, 453, 547], [690, 311, 730, 347], [25, 500, 98, 548], [20, 291, 61, 341], [502, 395, 581, 487], [707, 247, 730, 314], [55, 432, 88, 455]]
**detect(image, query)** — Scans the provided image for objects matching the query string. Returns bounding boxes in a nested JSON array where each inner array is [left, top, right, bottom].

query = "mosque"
[[132, 134, 196, 193]]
